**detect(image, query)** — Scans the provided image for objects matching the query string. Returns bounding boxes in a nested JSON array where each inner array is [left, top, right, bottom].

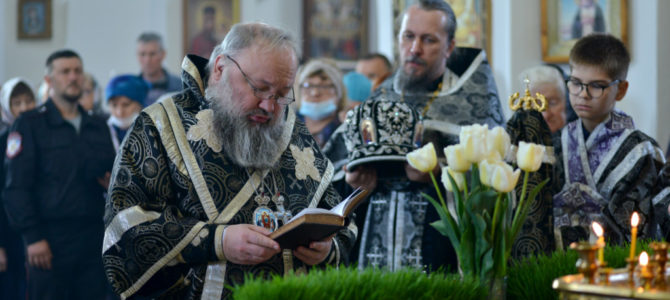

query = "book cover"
[[269, 188, 369, 249]]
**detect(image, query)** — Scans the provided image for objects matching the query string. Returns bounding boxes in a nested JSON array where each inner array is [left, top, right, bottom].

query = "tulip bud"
[[490, 163, 521, 193], [406, 142, 437, 173], [459, 124, 489, 164], [444, 144, 470, 172], [442, 166, 465, 192], [516, 141, 545, 172], [487, 126, 511, 159]]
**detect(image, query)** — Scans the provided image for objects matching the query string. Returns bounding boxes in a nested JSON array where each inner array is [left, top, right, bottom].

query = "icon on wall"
[[183, 0, 240, 59], [18, 0, 52, 40], [541, 0, 628, 63]]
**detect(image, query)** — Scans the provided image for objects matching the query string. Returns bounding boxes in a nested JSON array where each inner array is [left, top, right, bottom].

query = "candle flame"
[[631, 212, 639, 227], [639, 251, 648, 266], [591, 222, 603, 237]]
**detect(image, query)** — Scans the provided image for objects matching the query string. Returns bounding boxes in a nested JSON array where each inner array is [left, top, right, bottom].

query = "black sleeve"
[[3, 115, 43, 244]]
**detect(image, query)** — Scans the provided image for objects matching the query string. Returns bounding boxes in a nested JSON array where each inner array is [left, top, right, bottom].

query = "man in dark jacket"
[[3, 49, 116, 300]]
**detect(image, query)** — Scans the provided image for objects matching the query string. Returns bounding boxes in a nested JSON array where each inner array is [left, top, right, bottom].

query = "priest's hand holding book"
[[220, 224, 334, 266], [222, 188, 369, 265]]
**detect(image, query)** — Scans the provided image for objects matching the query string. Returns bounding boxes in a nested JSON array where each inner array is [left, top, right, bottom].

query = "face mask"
[[299, 98, 337, 121], [109, 112, 139, 129]]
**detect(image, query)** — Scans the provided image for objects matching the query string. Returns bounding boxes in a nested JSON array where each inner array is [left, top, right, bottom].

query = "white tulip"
[[490, 163, 521, 193], [444, 144, 470, 172], [406, 142, 437, 173], [460, 124, 489, 164], [516, 141, 545, 172], [442, 166, 465, 192], [487, 126, 511, 159]]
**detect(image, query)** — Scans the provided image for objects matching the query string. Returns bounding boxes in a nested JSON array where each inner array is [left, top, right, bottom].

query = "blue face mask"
[[299, 98, 337, 120]]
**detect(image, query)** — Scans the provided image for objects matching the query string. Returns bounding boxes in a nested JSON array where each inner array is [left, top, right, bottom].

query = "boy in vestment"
[[553, 34, 669, 249]]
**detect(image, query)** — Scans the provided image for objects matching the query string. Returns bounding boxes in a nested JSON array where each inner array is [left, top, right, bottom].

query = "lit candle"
[[639, 251, 650, 283], [630, 212, 639, 260], [592, 222, 605, 264], [639, 251, 648, 267]]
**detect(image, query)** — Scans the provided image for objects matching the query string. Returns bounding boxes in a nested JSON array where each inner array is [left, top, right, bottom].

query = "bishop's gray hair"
[[207, 22, 302, 72]]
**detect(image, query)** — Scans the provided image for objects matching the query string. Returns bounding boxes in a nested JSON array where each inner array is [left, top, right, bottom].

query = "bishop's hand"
[[293, 235, 334, 265], [222, 224, 280, 265]]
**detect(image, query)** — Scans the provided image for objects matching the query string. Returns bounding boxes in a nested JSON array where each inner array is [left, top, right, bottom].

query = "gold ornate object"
[[640, 265, 654, 290], [571, 241, 599, 284], [651, 242, 669, 288], [508, 77, 548, 112], [553, 256, 670, 299], [599, 267, 612, 286]]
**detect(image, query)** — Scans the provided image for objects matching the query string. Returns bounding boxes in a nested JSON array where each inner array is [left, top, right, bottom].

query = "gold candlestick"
[[651, 241, 669, 288], [626, 257, 638, 287], [639, 252, 653, 289], [598, 265, 612, 286], [571, 241, 599, 284]]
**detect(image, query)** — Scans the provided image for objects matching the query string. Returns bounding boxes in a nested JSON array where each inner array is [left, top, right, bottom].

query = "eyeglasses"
[[225, 55, 295, 105], [565, 77, 620, 98], [301, 82, 335, 93]]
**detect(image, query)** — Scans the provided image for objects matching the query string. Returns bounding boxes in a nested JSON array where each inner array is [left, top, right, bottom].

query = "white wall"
[[1, 0, 668, 150], [240, 0, 302, 47], [1, 0, 183, 93], [658, 0, 670, 151]]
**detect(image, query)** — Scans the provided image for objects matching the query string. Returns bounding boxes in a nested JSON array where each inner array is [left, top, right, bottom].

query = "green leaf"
[[424, 193, 460, 248], [459, 218, 476, 278], [446, 172, 465, 219], [468, 189, 498, 216]]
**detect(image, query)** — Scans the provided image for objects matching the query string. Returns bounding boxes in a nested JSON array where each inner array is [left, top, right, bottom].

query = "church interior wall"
[[0, 0, 668, 150]]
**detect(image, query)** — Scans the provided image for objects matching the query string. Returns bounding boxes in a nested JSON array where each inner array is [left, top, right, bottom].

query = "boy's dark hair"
[[360, 53, 393, 71], [45, 49, 81, 74], [10, 82, 35, 101], [569, 33, 630, 81]]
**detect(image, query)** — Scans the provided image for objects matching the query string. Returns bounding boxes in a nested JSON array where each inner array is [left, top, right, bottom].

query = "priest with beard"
[[102, 23, 355, 299], [324, 0, 505, 271]]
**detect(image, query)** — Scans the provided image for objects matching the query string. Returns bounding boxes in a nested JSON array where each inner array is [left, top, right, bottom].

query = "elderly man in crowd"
[[102, 23, 355, 299], [136, 32, 182, 105]]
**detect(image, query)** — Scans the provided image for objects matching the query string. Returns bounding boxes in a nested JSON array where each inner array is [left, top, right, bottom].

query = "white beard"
[[205, 72, 285, 170]]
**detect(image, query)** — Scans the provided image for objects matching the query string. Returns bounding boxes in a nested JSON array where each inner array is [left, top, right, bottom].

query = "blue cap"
[[343, 72, 371, 102], [105, 75, 149, 107]]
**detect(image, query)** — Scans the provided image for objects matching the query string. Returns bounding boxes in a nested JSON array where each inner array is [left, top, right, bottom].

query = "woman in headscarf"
[[0, 77, 36, 300], [295, 59, 348, 148]]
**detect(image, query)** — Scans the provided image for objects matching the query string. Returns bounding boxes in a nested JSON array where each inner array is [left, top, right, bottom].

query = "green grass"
[[507, 240, 653, 300], [232, 267, 486, 300], [231, 241, 657, 300]]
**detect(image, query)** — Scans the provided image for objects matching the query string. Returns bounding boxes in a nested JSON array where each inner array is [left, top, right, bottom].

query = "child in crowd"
[[553, 33, 669, 249], [0, 77, 36, 300], [105, 74, 148, 151]]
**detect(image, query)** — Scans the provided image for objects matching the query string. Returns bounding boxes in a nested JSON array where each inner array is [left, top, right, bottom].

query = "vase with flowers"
[[406, 124, 548, 299]]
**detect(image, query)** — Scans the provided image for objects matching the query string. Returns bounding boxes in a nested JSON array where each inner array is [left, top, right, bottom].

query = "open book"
[[269, 188, 370, 250]]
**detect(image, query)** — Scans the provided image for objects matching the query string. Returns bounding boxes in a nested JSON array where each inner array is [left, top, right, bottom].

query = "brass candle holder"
[[651, 241, 669, 288], [571, 241, 599, 284], [639, 262, 654, 290], [626, 257, 637, 287], [598, 266, 612, 286]]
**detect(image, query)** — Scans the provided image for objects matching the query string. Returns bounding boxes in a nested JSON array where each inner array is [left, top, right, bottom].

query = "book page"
[[288, 207, 337, 223]]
